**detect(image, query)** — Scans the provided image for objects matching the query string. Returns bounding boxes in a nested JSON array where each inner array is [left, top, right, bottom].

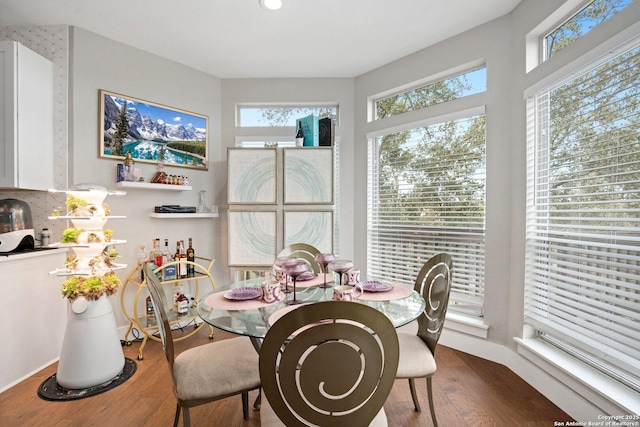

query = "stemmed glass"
[[274, 256, 293, 293], [328, 259, 354, 288], [314, 253, 335, 288], [282, 260, 308, 305]]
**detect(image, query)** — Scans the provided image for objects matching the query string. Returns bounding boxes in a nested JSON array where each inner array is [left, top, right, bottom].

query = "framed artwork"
[[228, 210, 277, 266], [283, 148, 333, 204], [99, 90, 208, 170], [228, 148, 277, 204], [284, 210, 333, 253]]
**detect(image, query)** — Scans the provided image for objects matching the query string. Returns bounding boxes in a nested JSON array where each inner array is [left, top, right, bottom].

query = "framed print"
[[227, 148, 277, 204], [283, 148, 333, 204], [284, 210, 333, 253], [99, 90, 208, 170], [228, 210, 277, 266]]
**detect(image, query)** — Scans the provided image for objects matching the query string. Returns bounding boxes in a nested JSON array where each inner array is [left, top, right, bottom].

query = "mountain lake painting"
[[99, 90, 208, 170]]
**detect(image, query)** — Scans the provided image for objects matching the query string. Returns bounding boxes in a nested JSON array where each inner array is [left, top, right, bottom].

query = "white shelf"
[[116, 181, 192, 191], [149, 212, 219, 219]]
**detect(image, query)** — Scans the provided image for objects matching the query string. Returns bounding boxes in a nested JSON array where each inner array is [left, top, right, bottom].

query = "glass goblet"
[[274, 256, 293, 293], [328, 259, 354, 288], [283, 260, 308, 305], [314, 253, 335, 288]]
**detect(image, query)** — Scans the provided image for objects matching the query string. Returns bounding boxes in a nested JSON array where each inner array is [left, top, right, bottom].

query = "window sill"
[[445, 312, 489, 339], [515, 337, 640, 416]]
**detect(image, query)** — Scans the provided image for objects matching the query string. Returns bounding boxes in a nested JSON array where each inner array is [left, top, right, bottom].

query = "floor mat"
[[37, 358, 137, 401]]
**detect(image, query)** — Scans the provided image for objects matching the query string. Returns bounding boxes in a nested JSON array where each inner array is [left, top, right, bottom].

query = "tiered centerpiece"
[[48, 184, 127, 389]]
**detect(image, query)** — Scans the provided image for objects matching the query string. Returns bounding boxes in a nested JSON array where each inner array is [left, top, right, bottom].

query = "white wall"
[[70, 27, 224, 327]]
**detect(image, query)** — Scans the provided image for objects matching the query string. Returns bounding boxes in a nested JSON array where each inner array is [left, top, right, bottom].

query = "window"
[[374, 68, 486, 120], [525, 41, 640, 390], [368, 113, 486, 316], [237, 105, 338, 127], [544, 0, 632, 60]]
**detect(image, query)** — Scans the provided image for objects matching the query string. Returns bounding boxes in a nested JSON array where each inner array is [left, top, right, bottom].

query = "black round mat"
[[37, 357, 137, 401]]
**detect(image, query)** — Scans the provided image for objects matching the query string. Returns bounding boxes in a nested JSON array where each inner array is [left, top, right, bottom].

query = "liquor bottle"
[[295, 122, 304, 147], [176, 286, 189, 315], [146, 295, 154, 316], [137, 245, 147, 281], [186, 237, 195, 277], [178, 240, 187, 278], [163, 239, 170, 264]]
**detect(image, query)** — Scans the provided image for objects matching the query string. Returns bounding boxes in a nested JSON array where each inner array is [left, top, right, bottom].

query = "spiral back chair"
[[395, 253, 453, 426], [276, 243, 322, 273], [259, 301, 399, 426]]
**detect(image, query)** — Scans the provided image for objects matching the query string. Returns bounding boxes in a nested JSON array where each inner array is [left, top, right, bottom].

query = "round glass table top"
[[197, 277, 426, 339]]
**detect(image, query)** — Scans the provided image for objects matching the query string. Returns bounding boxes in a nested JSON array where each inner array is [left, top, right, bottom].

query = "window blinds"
[[368, 115, 486, 316], [525, 43, 640, 389]]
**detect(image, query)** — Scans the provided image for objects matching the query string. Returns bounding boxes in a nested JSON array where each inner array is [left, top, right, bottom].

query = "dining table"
[[196, 273, 426, 352]]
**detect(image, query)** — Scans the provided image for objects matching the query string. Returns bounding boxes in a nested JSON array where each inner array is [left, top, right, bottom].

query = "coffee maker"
[[0, 199, 35, 253]]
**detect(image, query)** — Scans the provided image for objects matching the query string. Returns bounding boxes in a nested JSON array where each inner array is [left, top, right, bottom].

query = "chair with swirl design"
[[276, 243, 322, 273], [395, 253, 452, 426], [259, 301, 399, 426]]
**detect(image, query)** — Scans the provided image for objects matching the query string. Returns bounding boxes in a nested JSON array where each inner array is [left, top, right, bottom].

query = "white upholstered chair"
[[145, 264, 261, 427], [259, 301, 399, 426], [395, 253, 453, 427]]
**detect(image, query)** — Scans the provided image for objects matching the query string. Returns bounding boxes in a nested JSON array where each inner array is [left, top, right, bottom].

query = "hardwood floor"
[[0, 326, 571, 426]]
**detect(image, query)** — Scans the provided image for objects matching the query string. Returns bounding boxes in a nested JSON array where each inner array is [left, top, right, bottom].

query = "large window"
[[368, 111, 486, 316], [525, 40, 640, 390], [237, 105, 338, 127]]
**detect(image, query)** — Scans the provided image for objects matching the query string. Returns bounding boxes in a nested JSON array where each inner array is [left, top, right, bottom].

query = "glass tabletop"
[[197, 277, 426, 339]]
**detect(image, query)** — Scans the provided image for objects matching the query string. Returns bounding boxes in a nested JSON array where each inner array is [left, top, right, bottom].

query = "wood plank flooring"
[[0, 326, 572, 426]]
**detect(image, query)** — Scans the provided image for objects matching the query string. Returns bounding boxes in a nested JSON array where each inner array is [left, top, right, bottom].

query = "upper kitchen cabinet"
[[0, 41, 53, 191]]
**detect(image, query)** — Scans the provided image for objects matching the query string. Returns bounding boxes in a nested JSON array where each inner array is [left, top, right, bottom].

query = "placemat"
[[357, 283, 413, 301]]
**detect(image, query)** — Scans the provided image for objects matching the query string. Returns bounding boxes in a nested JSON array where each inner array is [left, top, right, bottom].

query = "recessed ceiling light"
[[260, 0, 283, 11]]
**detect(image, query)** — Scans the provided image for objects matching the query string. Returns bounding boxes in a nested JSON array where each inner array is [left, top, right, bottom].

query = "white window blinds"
[[368, 114, 486, 316], [525, 42, 640, 390]]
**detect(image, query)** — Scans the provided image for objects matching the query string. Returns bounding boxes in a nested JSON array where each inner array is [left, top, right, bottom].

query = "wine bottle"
[[186, 237, 195, 277], [178, 240, 187, 278], [295, 122, 304, 147]]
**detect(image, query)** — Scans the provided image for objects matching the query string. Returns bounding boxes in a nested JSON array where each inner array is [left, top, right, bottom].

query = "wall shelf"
[[149, 212, 219, 219], [116, 181, 192, 191]]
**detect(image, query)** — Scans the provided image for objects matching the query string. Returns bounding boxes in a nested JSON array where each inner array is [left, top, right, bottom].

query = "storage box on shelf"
[[120, 256, 216, 360]]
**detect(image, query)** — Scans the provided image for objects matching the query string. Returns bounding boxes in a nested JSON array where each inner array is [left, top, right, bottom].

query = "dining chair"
[[395, 253, 452, 427], [145, 264, 261, 427], [276, 243, 322, 273], [259, 301, 399, 426]]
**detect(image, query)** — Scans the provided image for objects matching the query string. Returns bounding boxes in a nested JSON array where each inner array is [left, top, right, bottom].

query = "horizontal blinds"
[[368, 115, 486, 316], [525, 42, 640, 389]]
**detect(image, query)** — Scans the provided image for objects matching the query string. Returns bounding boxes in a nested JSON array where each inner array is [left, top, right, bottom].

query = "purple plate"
[[296, 272, 318, 281], [361, 281, 393, 292], [224, 287, 262, 301]]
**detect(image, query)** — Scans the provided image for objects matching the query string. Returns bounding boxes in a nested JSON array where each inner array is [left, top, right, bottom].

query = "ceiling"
[[0, 0, 522, 79]]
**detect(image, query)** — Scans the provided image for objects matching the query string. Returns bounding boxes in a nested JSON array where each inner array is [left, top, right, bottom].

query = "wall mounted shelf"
[[149, 213, 219, 219], [116, 181, 192, 191]]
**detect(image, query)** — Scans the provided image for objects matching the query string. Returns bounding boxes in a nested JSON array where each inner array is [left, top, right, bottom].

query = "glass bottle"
[[295, 122, 304, 147], [186, 237, 195, 277]]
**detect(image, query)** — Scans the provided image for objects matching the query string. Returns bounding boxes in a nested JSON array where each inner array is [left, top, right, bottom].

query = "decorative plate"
[[296, 272, 317, 281], [360, 281, 393, 292], [224, 287, 262, 301]]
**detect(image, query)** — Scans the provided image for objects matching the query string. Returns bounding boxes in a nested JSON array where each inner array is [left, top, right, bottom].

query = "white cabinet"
[[0, 41, 54, 191]]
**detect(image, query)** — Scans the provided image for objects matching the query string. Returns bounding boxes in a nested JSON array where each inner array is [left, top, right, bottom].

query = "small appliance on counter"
[[0, 198, 35, 253]]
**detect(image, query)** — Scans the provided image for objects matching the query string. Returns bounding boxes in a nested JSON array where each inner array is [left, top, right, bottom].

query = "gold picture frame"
[[99, 89, 209, 170]]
